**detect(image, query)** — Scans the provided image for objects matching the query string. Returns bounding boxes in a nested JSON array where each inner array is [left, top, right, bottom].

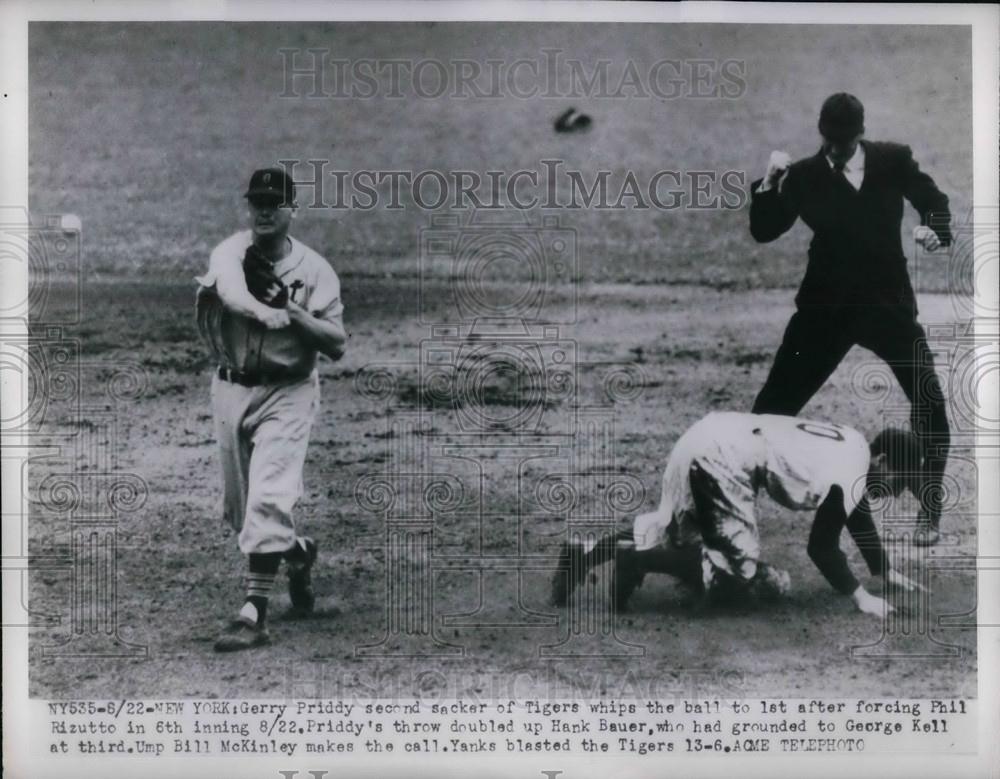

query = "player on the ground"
[[749, 93, 951, 546], [196, 167, 347, 652], [551, 412, 924, 616]]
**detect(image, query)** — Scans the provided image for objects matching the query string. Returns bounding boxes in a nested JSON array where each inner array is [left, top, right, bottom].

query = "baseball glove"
[[243, 244, 289, 308]]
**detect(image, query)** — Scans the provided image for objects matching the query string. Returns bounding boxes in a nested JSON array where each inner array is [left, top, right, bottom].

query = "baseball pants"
[[752, 304, 950, 523], [687, 459, 761, 589], [633, 458, 761, 591], [211, 373, 319, 555]]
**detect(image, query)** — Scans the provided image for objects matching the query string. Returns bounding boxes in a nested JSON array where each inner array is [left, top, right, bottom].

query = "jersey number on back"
[[796, 421, 845, 442]]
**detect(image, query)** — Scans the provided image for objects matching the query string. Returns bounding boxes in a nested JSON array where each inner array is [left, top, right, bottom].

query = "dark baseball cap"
[[818, 93, 865, 143], [244, 167, 296, 204]]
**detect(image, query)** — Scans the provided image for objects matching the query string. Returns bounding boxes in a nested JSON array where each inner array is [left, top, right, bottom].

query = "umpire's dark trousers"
[[751, 304, 950, 527]]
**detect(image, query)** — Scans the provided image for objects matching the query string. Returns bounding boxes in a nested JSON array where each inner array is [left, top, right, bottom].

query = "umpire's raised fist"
[[765, 150, 791, 186]]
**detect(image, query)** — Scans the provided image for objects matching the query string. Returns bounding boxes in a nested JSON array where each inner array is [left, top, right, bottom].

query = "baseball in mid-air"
[[60, 213, 82, 233]]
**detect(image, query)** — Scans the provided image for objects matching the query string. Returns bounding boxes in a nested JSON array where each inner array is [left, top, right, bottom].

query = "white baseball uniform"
[[196, 229, 343, 554], [632, 412, 870, 586]]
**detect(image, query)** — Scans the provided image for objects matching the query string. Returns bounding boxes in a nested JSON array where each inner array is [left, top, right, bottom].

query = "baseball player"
[[749, 93, 952, 546], [196, 167, 347, 652], [551, 412, 924, 616]]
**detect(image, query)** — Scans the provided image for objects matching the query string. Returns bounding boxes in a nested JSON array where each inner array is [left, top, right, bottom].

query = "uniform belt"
[[217, 366, 311, 387]]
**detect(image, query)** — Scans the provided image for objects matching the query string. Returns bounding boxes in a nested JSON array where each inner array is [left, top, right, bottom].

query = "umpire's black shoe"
[[287, 537, 318, 617], [214, 618, 271, 652], [551, 541, 588, 607]]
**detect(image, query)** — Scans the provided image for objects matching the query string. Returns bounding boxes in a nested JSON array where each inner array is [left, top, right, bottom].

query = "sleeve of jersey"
[[310, 262, 345, 321], [844, 496, 891, 577], [806, 486, 860, 595], [196, 242, 274, 322]]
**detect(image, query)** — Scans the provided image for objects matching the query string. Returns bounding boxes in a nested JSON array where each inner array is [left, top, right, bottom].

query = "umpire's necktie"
[[832, 159, 853, 190]]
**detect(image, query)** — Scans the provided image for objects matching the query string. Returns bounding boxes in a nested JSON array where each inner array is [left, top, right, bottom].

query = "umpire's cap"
[[245, 167, 296, 205], [818, 93, 865, 143], [870, 427, 925, 496]]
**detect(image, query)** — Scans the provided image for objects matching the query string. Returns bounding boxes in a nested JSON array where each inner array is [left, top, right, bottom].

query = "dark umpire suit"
[[749, 140, 951, 532]]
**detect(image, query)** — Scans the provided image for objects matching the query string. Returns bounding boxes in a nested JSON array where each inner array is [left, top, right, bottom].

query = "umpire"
[[748, 92, 951, 545]]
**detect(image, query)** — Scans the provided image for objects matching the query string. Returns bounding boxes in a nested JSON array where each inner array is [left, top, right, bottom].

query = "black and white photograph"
[[2, 2, 998, 778]]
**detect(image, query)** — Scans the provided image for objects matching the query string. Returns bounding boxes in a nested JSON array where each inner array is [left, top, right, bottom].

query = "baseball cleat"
[[213, 618, 271, 652], [287, 537, 318, 616], [550, 541, 588, 607]]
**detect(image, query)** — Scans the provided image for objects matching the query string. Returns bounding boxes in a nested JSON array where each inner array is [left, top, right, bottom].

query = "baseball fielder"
[[196, 167, 347, 652], [552, 412, 923, 616], [749, 93, 952, 546]]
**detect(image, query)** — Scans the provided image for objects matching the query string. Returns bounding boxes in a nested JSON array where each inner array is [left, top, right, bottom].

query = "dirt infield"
[[27, 278, 977, 700], [21, 22, 977, 699]]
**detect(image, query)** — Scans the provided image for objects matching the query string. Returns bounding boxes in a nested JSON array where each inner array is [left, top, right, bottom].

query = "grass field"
[[24, 23, 977, 700], [29, 23, 971, 285]]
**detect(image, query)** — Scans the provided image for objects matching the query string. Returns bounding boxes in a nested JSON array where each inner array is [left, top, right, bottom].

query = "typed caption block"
[[38, 697, 974, 759]]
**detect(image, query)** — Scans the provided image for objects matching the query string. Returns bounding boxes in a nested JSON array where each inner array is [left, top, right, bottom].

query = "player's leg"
[[243, 377, 321, 607], [632, 543, 703, 583], [212, 379, 276, 652], [284, 535, 319, 618], [211, 377, 252, 537], [611, 540, 703, 611], [689, 461, 759, 581], [610, 462, 738, 611], [551, 525, 702, 609], [550, 528, 630, 607], [239, 389, 317, 556], [860, 310, 950, 544], [752, 307, 853, 414], [216, 378, 319, 651], [688, 460, 788, 605]]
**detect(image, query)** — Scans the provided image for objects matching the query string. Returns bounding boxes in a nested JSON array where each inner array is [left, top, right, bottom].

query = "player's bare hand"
[[914, 225, 941, 252], [257, 306, 290, 330], [764, 150, 791, 187], [886, 568, 925, 593], [284, 300, 309, 326], [852, 587, 895, 618]]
